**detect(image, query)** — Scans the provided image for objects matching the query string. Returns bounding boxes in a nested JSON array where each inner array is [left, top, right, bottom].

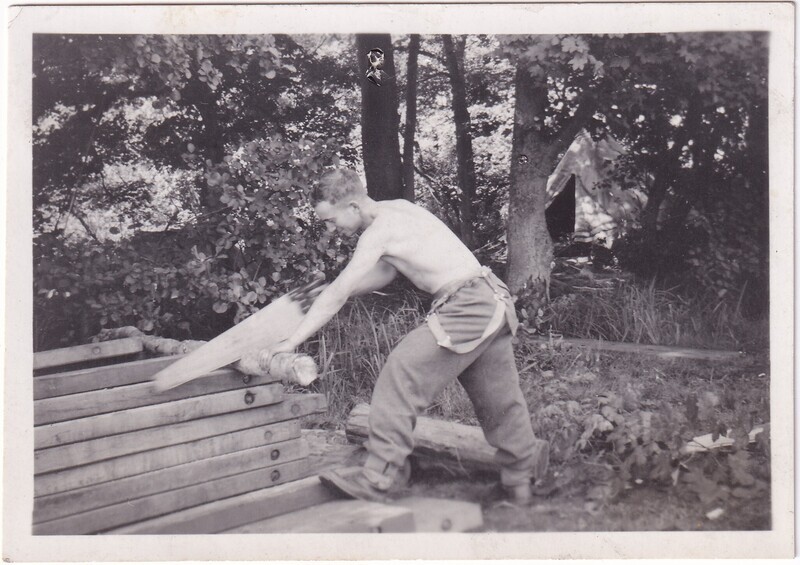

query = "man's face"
[[314, 200, 361, 236]]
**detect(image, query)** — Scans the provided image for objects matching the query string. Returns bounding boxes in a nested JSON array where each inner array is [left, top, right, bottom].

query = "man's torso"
[[365, 200, 482, 294]]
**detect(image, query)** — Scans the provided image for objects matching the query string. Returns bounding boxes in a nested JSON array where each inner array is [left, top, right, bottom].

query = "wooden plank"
[[347, 403, 549, 480], [226, 499, 415, 533], [681, 424, 768, 454], [34, 338, 143, 371], [109, 476, 336, 534], [393, 497, 482, 532], [34, 355, 182, 400], [35, 393, 326, 474], [529, 335, 742, 361], [35, 366, 280, 425], [34, 383, 284, 449], [34, 420, 301, 498], [34, 438, 306, 523], [34, 458, 309, 535]]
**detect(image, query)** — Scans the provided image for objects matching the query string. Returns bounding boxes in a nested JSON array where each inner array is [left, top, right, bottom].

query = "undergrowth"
[[541, 279, 767, 352], [296, 276, 770, 526]]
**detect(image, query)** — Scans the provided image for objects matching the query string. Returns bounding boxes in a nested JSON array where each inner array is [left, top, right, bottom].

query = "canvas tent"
[[545, 130, 646, 247]]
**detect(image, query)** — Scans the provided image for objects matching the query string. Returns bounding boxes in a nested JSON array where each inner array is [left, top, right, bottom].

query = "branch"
[[395, 44, 442, 62], [70, 209, 103, 245]]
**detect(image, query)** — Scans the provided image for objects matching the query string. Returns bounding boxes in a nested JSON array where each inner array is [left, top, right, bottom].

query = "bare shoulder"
[[376, 199, 439, 224]]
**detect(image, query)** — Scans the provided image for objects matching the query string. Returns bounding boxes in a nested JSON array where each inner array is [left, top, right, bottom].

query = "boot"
[[319, 466, 392, 503]]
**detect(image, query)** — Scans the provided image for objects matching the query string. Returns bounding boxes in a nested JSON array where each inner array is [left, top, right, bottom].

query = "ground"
[[304, 339, 771, 533]]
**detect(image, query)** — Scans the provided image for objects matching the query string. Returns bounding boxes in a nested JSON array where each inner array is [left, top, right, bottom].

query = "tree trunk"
[[401, 34, 420, 202], [640, 166, 669, 237], [356, 34, 405, 201], [506, 65, 557, 303], [442, 35, 478, 249]]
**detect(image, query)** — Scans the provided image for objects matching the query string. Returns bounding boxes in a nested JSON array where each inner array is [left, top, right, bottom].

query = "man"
[[263, 168, 544, 504]]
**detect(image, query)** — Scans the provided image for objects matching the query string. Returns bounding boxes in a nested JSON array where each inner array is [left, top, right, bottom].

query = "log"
[[34, 438, 306, 523], [226, 499, 415, 533], [35, 393, 326, 474], [34, 338, 143, 371], [35, 420, 300, 497], [33, 457, 309, 535], [529, 335, 742, 362], [346, 403, 549, 480], [109, 475, 337, 534], [34, 366, 280, 426], [35, 383, 283, 449]]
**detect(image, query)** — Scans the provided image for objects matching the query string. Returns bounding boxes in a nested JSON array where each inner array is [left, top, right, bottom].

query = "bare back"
[[363, 200, 482, 294]]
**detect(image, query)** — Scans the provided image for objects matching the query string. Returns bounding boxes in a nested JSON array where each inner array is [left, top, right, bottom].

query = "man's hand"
[[257, 339, 297, 372]]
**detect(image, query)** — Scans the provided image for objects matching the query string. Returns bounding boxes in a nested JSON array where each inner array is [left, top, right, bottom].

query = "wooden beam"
[[34, 338, 143, 371], [35, 383, 283, 449], [109, 475, 336, 534], [528, 335, 742, 361], [34, 355, 182, 400], [33, 457, 309, 535], [34, 366, 279, 425], [34, 438, 306, 523], [393, 497, 482, 532], [35, 420, 300, 497], [35, 393, 326, 474], [226, 499, 415, 533], [346, 403, 549, 480]]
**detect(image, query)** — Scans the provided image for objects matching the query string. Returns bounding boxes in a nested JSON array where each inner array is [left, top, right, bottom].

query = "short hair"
[[312, 168, 367, 205]]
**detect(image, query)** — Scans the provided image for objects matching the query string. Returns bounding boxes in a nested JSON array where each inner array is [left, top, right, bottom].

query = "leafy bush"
[[34, 135, 351, 350], [516, 339, 770, 517]]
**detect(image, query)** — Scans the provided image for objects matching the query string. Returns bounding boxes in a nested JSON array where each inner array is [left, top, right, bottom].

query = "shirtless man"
[[263, 168, 542, 504]]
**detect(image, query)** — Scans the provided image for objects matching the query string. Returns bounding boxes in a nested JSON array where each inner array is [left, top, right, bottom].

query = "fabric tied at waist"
[[426, 267, 518, 354]]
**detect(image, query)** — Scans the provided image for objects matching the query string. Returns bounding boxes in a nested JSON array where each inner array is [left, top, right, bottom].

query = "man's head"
[[312, 168, 368, 236]]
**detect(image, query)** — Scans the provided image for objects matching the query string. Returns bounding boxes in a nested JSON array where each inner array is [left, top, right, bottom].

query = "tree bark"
[[401, 35, 420, 202], [506, 65, 557, 302], [442, 35, 477, 249], [356, 34, 405, 201]]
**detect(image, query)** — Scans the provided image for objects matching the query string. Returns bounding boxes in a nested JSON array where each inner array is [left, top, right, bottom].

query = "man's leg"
[[362, 322, 493, 488], [322, 323, 495, 501], [457, 325, 540, 489]]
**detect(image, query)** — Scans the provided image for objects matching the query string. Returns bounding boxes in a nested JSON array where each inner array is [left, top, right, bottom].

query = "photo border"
[[4, 2, 794, 560]]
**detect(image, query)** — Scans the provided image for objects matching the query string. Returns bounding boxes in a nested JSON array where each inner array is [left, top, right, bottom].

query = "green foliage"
[[34, 134, 351, 349], [33, 34, 359, 347], [516, 339, 770, 512]]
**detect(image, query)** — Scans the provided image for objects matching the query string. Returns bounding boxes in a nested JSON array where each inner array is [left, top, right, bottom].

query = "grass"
[[543, 278, 767, 352]]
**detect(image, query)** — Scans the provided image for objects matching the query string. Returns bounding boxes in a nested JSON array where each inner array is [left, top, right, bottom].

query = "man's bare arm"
[[350, 260, 397, 296]]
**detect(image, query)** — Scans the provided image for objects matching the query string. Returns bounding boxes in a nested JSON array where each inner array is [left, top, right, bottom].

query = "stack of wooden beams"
[[32, 339, 327, 535]]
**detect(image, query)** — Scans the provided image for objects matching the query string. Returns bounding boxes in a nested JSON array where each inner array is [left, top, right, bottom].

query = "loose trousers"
[[363, 317, 538, 488]]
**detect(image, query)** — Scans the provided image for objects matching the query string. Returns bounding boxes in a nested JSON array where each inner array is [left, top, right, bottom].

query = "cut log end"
[[237, 352, 319, 386]]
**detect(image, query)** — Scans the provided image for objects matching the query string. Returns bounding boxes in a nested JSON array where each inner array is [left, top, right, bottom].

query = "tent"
[[545, 130, 646, 247]]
